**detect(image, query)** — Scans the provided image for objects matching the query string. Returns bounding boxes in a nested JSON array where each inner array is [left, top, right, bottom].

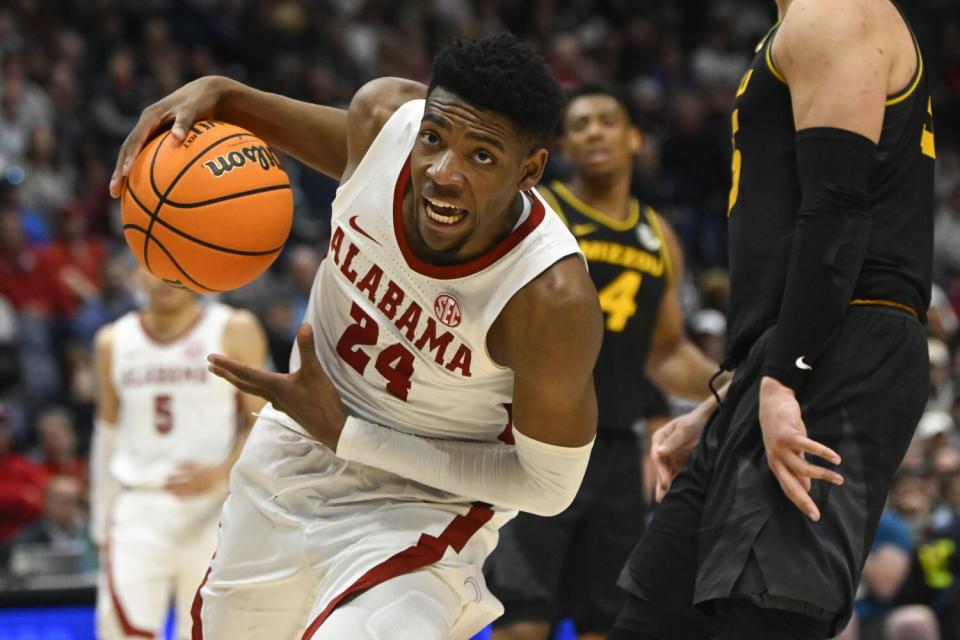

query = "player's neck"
[[142, 303, 202, 341], [566, 172, 633, 222]]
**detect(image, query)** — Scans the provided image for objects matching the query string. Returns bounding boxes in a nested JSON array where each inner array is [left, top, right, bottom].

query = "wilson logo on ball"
[[203, 144, 281, 178], [434, 294, 462, 327]]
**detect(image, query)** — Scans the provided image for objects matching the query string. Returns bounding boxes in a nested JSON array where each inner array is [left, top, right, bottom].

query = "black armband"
[[762, 127, 876, 391]]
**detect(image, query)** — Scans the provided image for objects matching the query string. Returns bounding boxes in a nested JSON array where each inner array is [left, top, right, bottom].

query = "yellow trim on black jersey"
[[765, 36, 788, 85], [850, 298, 918, 318], [550, 181, 640, 231], [536, 185, 568, 226], [644, 207, 673, 285], [886, 40, 924, 106]]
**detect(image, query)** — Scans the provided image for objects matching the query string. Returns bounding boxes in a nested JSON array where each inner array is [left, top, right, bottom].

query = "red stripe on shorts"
[[300, 503, 494, 639], [190, 565, 213, 640], [104, 500, 154, 638]]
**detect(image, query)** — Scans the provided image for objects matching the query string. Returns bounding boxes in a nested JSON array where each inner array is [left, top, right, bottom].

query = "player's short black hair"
[[427, 33, 565, 149], [562, 83, 640, 129]]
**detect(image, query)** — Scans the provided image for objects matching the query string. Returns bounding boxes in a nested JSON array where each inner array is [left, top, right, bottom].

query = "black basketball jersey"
[[725, 14, 935, 364], [540, 181, 670, 433]]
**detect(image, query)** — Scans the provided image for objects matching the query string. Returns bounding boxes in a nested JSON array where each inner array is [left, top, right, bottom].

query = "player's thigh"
[[173, 515, 219, 640], [195, 491, 316, 640], [311, 568, 461, 640], [97, 536, 175, 639]]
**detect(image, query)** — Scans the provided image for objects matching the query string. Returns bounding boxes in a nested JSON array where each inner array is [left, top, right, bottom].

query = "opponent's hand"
[[110, 76, 230, 198], [163, 460, 228, 497], [759, 376, 843, 521], [652, 410, 707, 502], [208, 323, 347, 449]]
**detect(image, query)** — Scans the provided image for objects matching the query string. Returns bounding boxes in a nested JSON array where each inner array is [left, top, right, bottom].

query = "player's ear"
[[628, 126, 642, 155], [518, 147, 548, 191]]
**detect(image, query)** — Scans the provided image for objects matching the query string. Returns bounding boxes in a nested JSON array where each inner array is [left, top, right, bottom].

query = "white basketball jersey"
[[276, 99, 581, 448], [110, 303, 240, 488]]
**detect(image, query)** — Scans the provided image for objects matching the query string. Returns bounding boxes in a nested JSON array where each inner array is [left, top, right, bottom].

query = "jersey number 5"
[[336, 302, 416, 400], [154, 395, 173, 434]]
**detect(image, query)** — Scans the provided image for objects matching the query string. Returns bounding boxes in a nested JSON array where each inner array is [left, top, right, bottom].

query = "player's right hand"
[[110, 75, 230, 198], [651, 411, 706, 502]]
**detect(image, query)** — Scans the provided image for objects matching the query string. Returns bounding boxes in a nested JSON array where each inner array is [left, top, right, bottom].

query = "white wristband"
[[336, 416, 593, 516]]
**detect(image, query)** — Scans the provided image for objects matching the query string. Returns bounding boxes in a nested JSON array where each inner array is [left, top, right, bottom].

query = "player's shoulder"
[[93, 322, 116, 358], [777, 0, 882, 49], [507, 254, 601, 342], [223, 306, 262, 336], [348, 77, 428, 132]]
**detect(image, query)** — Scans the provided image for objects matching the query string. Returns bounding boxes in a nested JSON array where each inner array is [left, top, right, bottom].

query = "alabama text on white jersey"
[[266, 99, 582, 501], [110, 303, 240, 488]]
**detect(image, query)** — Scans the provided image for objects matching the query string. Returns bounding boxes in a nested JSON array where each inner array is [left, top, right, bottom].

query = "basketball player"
[[488, 85, 718, 640], [610, 0, 935, 638], [89, 268, 266, 640], [111, 33, 603, 639]]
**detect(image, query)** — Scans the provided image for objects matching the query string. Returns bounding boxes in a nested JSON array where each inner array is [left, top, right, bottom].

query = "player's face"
[[561, 94, 641, 179], [136, 267, 196, 312], [409, 88, 546, 257]]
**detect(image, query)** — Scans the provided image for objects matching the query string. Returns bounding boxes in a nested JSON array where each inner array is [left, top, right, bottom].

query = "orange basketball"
[[120, 121, 293, 293]]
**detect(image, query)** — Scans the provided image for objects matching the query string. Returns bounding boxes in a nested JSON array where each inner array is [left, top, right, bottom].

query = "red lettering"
[[330, 226, 344, 264], [335, 302, 377, 374], [446, 344, 472, 377], [340, 243, 360, 283], [394, 301, 422, 341], [414, 318, 454, 365], [356, 264, 383, 303], [378, 280, 405, 320]]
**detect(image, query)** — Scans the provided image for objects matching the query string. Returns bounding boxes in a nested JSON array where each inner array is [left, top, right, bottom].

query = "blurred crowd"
[[0, 0, 960, 637]]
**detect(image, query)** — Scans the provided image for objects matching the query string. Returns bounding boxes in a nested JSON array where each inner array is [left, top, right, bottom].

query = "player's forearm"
[[215, 77, 348, 180], [646, 339, 717, 401], [335, 417, 593, 517], [89, 420, 121, 545]]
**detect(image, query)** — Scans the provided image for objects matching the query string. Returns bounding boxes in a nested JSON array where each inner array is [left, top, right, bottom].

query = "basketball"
[[120, 121, 293, 293]]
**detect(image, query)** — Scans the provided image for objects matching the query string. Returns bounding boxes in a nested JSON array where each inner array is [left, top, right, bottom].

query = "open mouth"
[[424, 196, 467, 226]]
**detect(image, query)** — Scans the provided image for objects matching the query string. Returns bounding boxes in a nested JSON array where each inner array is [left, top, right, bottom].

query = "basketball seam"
[[161, 183, 290, 208], [142, 131, 250, 274], [123, 224, 224, 293], [126, 183, 285, 256]]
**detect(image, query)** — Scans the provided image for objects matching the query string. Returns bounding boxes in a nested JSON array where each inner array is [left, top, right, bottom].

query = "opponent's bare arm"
[[489, 254, 604, 448], [165, 309, 268, 497], [111, 76, 425, 197], [93, 325, 118, 425], [760, 0, 906, 520], [645, 216, 717, 401]]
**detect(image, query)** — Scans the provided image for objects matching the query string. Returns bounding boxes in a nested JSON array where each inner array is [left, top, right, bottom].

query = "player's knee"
[[884, 605, 939, 640]]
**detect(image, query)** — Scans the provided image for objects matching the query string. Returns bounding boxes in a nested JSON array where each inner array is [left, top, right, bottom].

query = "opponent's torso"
[[540, 182, 670, 432], [110, 303, 240, 488], [726, 15, 935, 362], [289, 100, 581, 451]]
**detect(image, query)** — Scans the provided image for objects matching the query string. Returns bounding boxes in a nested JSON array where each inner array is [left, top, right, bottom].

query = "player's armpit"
[[773, 0, 892, 142], [490, 253, 603, 448], [341, 78, 428, 184]]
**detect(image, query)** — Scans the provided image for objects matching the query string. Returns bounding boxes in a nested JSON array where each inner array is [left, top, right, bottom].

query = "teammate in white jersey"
[[89, 268, 266, 640], [111, 33, 603, 639]]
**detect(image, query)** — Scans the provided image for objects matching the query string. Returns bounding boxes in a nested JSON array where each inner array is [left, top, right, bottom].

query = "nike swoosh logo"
[[795, 356, 813, 371], [349, 215, 381, 246], [571, 223, 598, 237]]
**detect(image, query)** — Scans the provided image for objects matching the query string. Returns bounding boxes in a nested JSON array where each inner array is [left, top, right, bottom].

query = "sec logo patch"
[[434, 294, 462, 327]]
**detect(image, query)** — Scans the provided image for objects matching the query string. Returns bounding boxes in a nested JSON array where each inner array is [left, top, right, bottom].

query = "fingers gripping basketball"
[[120, 121, 293, 293]]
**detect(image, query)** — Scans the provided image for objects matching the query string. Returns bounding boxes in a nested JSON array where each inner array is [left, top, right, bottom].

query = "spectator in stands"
[[0, 404, 47, 542], [0, 55, 52, 165], [7, 475, 91, 576], [31, 406, 86, 486], [935, 184, 960, 282], [20, 125, 76, 222], [69, 252, 137, 350], [46, 207, 107, 316]]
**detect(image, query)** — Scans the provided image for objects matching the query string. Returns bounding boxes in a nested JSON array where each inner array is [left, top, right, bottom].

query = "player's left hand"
[[758, 376, 844, 522], [164, 461, 228, 496], [208, 323, 347, 449]]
